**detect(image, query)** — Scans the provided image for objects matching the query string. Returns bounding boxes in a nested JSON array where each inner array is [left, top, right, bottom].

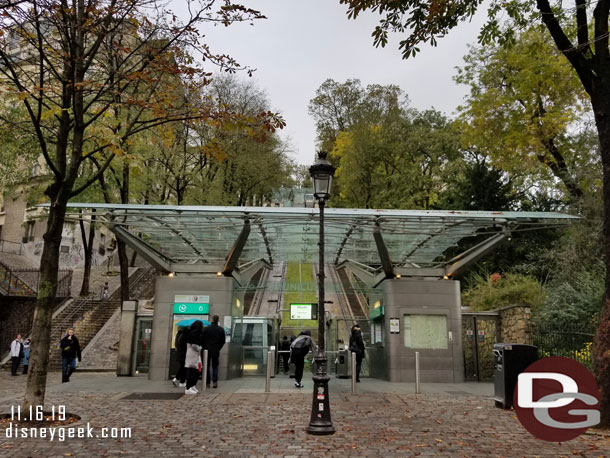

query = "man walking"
[[60, 328, 82, 383], [290, 330, 316, 388], [10, 334, 23, 376], [202, 315, 225, 388], [280, 336, 291, 373]]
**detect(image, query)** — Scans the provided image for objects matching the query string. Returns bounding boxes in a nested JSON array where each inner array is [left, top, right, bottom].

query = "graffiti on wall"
[[22, 238, 107, 269]]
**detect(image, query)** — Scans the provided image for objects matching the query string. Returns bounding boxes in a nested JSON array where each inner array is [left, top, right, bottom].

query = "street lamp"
[[307, 151, 336, 435]]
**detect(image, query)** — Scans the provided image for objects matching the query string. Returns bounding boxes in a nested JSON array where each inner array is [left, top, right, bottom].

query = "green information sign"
[[173, 303, 210, 314], [370, 304, 383, 320], [290, 303, 318, 320]]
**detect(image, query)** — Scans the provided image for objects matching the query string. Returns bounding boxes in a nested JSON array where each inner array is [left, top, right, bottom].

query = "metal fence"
[[527, 324, 595, 369], [0, 261, 72, 297]]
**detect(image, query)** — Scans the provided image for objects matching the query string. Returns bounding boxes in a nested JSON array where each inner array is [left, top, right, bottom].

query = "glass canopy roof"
[[60, 204, 578, 272]]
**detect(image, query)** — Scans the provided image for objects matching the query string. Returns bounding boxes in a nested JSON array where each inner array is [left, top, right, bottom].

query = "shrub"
[[462, 271, 547, 311]]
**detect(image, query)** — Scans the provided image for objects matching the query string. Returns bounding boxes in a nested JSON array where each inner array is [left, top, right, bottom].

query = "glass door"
[[134, 319, 153, 374]]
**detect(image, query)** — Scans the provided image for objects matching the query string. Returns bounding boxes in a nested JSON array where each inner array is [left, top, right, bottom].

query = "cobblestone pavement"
[[0, 371, 608, 457]]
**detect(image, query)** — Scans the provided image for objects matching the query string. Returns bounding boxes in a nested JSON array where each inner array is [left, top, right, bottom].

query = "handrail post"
[[201, 349, 208, 393], [351, 351, 357, 393], [265, 350, 272, 393], [270, 345, 276, 378], [415, 351, 420, 394]]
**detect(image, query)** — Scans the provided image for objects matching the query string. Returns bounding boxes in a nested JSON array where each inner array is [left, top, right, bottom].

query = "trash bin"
[[493, 343, 538, 409], [335, 348, 351, 378]]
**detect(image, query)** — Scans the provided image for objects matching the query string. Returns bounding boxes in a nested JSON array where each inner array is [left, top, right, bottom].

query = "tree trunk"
[[118, 239, 130, 301], [118, 163, 130, 302], [23, 199, 67, 411], [78, 210, 96, 297], [593, 95, 610, 427]]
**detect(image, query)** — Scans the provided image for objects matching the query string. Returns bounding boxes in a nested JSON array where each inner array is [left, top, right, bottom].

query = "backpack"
[[291, 335, 309, 350]]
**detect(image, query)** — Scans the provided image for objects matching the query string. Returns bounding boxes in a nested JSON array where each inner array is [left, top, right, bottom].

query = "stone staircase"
[[47, 267, 156, 370], [48, 298, 121, 370]]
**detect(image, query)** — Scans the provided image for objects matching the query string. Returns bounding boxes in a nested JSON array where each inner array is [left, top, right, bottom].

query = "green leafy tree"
[[308, 78, 404, 153], [330, 105, 460, 209], [340, 0, 610, 424], [455, 27, 593, 202], [438, 151, 519, 211]]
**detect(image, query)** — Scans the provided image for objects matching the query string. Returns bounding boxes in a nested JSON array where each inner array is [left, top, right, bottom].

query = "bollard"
[[265, 350, 272, 393], [351, 351, 357, 393], [201, 349, 209, 394], [415, 351, 420, 394], [270, 346, 276, 378]]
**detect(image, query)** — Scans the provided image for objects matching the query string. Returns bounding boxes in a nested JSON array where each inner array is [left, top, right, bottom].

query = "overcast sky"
[[199, 0, 488, 165]]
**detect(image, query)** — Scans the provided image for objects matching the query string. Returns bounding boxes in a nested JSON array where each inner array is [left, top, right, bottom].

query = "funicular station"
[[62, 203, 576, 384]]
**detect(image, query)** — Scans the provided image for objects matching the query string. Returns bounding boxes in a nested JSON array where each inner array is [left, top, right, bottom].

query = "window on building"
[[403, 314, 448, 350], [23, 221, 35, 242], [372, 319, 383, 345]]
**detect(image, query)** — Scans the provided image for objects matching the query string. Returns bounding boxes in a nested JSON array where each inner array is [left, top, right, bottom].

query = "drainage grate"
[[121, 392, 184, 400]]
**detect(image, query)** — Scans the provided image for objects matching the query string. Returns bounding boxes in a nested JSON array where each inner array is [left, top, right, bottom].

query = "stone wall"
[[498, 305, 531, 343], [0, 297, 36, 358], [0, 296, 64, 362]]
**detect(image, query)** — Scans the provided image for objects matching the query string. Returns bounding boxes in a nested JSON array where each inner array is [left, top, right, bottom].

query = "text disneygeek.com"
[[4, 423, 132, 441]]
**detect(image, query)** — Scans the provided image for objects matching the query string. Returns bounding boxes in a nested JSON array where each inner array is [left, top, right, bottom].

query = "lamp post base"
[[306, 353, 335, 435]]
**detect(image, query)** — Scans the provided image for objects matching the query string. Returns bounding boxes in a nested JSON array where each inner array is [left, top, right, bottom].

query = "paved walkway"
[[0, 370, 608, 457]]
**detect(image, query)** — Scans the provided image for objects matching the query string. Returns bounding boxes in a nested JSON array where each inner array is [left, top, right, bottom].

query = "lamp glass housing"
[[309, 153, 335, 201]]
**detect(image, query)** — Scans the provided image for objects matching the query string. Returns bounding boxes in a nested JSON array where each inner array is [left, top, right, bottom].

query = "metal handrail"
[[55, 296, 96, 337]]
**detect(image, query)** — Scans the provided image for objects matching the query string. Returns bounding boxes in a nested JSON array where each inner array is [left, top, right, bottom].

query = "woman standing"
[[184, 320, 204, 395]]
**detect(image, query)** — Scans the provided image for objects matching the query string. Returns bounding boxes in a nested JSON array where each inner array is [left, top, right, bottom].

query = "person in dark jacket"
[[201, 315, 225, 388], [22, 338, 31, 374], [60, 329, 82, 383], [290, 330, 316, 388], [280, 336, 291, 373], [172, 329, 188, 388], [349, 324, 365, 382], [184, 320, 204, 394]]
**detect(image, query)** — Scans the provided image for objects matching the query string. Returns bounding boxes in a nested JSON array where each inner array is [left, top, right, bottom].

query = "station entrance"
[[62, 203, 576, 382]]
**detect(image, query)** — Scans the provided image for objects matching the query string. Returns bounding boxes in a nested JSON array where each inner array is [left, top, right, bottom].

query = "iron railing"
[[0, 260, 72, 297], [527, 324, 595, 369]]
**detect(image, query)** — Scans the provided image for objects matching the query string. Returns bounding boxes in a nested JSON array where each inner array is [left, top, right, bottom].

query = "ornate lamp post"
[[306, 151, 336, 435]]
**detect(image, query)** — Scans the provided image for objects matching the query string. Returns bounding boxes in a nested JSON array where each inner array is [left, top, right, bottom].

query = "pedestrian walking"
[[172, 328, 188, 388], [280, 336, 291, 373], [349, 324, 365, 382], [102, 281, 109, 300], [60, 329, 81, 383], [202, 315, 225, 388], [290, 330, 317, 388], [184, 320, 204, 395], [9, 334, 23, 376], [22, 338, 31, 374]]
